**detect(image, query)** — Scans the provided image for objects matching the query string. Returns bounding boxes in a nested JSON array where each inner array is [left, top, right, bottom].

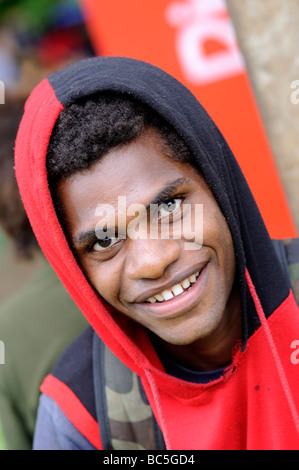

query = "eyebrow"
[[145, 177, 189, 209], [73, 229, 100, 250], [73, 176, 190, 248]]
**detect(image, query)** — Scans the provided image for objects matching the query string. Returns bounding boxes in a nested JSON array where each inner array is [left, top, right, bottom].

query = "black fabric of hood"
[[47, 56, 290, 348]]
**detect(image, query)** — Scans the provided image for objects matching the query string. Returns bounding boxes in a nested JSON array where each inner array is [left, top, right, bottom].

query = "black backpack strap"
[[92, 330, 165, 450], [272, 238, 299, 305]]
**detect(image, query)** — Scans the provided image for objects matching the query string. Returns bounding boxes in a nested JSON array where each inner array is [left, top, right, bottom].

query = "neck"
[[153, 284, 242, 372]]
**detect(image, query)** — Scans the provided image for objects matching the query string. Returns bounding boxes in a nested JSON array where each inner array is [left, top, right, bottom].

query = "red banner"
[[80, 0, 297, 238]]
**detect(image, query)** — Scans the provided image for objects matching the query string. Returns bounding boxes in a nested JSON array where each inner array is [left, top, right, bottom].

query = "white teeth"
[[145, 269, 201, 303], [172, 284, 184, 296], [182, 278, 191, 289], [189, 274, 197, 283], [161, 290, 174, 301], [155, 294, 164, 302]]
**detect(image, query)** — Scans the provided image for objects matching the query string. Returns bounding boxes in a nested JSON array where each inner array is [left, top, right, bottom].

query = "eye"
[[92, 236, 121, 252], [157, 198, 183, 221]]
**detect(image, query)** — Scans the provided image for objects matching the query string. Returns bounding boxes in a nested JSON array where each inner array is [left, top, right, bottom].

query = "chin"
[[151, 312, 224, 347]]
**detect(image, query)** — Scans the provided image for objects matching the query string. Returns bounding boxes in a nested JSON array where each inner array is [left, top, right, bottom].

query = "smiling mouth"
[[144, 270, 201, 304]]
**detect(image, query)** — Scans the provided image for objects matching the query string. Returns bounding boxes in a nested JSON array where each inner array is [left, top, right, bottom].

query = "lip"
[[134, 262, 209, 319], [133, 262, 208, 304]]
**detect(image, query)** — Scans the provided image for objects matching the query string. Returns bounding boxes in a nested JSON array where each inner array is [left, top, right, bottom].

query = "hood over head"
[[14, 56, 291, 375]]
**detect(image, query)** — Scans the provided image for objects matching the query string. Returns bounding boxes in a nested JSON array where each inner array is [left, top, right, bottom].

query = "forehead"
[[59, 131, 196, 197], [56, 131, 210, 232]]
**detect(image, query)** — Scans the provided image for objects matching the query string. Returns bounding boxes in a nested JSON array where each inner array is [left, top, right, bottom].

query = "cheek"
[[204, 207, 236, 277], [202, 207, 226, 245], [216, 223, 236, 291], [81, 260, 121, 307]]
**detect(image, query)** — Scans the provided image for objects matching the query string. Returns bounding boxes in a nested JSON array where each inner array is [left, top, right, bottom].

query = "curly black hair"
[[46, 91, 191, 183], [46, 91, 193, 230]]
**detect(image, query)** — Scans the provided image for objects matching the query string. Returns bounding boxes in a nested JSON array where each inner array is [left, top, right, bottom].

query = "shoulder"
[[49, 326, 97, 420], [274, 238, 299, 304], [33, 394, 97, 450], [283, 238, 299, 305], [38, 327, 103, 449]]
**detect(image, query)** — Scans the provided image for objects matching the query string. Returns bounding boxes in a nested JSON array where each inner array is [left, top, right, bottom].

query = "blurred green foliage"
[[0, 229, 5, 247], [0, 418, 5, 450], [0, 0, 65, 32]]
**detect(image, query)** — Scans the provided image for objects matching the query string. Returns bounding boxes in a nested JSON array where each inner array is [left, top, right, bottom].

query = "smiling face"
[[57, 130, 240, 352]]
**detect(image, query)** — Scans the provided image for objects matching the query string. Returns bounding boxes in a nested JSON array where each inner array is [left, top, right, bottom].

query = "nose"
[[125, 238, 181, 280]]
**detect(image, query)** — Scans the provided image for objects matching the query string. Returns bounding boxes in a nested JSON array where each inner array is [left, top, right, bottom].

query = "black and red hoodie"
[[14, 56, 299, 450]]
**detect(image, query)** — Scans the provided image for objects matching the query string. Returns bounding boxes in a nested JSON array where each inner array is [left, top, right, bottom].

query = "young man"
[[15, 56, 299, 450]]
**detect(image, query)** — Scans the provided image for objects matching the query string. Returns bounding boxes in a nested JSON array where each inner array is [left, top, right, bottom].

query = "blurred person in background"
[[0, 93, 88, 450]]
